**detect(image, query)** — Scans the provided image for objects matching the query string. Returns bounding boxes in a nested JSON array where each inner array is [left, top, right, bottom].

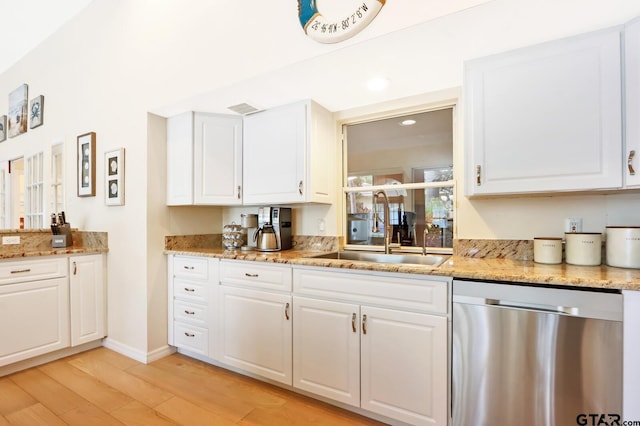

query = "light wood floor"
[[0, 347, 385, 425]]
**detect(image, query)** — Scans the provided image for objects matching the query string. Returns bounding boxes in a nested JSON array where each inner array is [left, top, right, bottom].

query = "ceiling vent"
[[227, 102, 261, 115]]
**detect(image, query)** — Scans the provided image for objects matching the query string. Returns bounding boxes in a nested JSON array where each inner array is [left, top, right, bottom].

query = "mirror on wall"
[[343, 107, 454, 250]]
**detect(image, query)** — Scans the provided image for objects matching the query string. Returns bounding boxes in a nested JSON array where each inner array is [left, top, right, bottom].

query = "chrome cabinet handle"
[[184, 310, 195, 315], [244, 273, 258, 278], [476, 165, 482, 186], [298, 180, 303, 195], [183, 265, 195, 270], [237, 185, 241, 199], [629, 150, 636, 176], [362, 314, 367, 334], [10, 269, 31, 274], [285, 302, 290, 320], [73, 262, 77, 275], [184, 332, 195, 337], [183, 287, 195, 292], [351, 313, 357, 333]]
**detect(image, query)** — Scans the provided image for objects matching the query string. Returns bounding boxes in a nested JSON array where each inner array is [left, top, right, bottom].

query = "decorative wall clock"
[[298, 0, 386, 44]]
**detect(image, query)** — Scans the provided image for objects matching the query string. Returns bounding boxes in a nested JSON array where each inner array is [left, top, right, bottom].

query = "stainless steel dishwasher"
[[452, 279, 623, 426]]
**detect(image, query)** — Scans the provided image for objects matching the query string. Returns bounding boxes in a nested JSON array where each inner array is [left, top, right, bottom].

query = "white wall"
[[1, 0, 639, 358]]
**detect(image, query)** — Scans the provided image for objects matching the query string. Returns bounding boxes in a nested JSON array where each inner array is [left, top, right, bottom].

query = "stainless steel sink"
[[308, 251, 449, 267]]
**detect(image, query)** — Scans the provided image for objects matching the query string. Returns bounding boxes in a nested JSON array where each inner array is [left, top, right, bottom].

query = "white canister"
[[533, 237, 563, 264], [565, 232, 602, 266], [605, 226, 640, 269]]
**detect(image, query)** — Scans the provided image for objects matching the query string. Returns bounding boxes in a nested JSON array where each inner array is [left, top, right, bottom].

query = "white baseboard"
[[102, 338, 175, 364]]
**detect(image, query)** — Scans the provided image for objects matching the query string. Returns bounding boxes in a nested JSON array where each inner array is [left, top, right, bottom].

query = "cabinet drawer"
[[220, 260, 291, 292], [174, 322, 208, 356], [173, 279, 207, 303], [173, 256, 208, 281], [174, 300, 207, 326], [293, 267, 449, 314], [0, 257, 67, 285]]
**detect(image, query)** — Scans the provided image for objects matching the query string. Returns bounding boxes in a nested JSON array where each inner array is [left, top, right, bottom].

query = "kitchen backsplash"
[[0, 229, 108, 254], [454, 239, 533, 260], [165, 234, 340, 252]]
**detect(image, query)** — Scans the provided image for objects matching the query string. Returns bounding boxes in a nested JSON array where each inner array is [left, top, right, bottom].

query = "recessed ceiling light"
[[366, 77, 390, 91], [400, 119, 416, 126]]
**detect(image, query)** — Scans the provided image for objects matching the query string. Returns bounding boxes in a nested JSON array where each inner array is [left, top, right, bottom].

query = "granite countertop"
[[0, 230, 108, 260], [165, 247, 640, 291]]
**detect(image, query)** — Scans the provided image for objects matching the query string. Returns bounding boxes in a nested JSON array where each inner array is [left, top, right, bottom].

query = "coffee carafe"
[[254, 207, 292, 252], [254, 225, 278, 251]]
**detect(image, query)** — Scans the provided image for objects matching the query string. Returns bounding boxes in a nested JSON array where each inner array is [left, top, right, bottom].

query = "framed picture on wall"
[[0, 115, 6, 142], [77, 132, 96, 197], [8, 84, 28, 138], [105, 148, 125, 206], [29, 95, 44, 129]]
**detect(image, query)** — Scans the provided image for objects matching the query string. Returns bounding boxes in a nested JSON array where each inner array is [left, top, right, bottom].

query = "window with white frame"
[[25, 152, 44, 229], [51, 144, 64, 214]]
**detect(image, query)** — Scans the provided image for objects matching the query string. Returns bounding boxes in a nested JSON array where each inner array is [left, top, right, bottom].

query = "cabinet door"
[[625, 18, 640, 187], [243, 102, 306, 204], [465, 27, 622, 195], [0, 278, 70, 366], [69, 255, 105, 346], [219, 285, 292, 385], [166, 112, 194, 205], [292, 296, 360, 406], [361, 306, 447, 426], [194, 113, 243, 205]]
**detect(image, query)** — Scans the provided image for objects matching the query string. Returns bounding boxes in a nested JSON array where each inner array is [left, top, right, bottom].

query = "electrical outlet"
[[2, 236, 20, 245], [565, 218, 583, 233]]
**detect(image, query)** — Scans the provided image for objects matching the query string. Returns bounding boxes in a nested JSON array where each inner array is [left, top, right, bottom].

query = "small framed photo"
[[77, 132, 96, 197], [29, 95, 44, 129], [8, 84, 28, 138], [0, 115, 6, 142], [105, 148, 125, 206]]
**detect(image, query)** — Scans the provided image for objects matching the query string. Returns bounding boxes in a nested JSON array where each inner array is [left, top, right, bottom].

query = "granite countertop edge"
[[0, 247, 109, 260], [165, 248, 640, 291]]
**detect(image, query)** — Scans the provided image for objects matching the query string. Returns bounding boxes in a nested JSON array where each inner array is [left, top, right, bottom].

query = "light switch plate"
[[2, 236, 20, 245]]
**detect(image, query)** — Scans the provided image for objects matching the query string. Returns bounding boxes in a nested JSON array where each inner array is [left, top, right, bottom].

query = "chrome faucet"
[[422, 226, 429, 255], [372, 190, 392, 254]]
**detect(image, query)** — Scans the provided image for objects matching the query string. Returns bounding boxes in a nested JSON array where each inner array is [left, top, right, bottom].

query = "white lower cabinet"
[[293, 267, 450, 426], [219, 285, 292, 385], [168, 255, 218, 358], [0, 276, 70, 366], [0, 254, 106, 368], [293, 296, 360, 406], [69, 254, 106, 346], [168, 258, 449, 426], [360, 305, 447, 426]]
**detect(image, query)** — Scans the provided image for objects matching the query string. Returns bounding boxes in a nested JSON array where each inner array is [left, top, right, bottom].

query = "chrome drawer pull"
[[10, 269, 31, 274], [183, 287, 195, 292], [244, 273, 259, 278], [629, 150, 636, 176], [184, 310, 195, 315], [184, 332, 195, 337], [183, 265, 195, 270]]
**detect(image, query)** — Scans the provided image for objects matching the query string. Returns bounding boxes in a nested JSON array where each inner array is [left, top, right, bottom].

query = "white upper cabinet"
[[625, 17, 640, 188], [243, 100, 335, 205], [167, 112, 243, 205], [465, 26, 623, 196]]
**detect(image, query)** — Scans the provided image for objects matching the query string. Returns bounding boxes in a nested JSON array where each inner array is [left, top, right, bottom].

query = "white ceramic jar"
[[605, 226, 640, 269], [565, 232, 602, 266], [533, 237, 563, 264]]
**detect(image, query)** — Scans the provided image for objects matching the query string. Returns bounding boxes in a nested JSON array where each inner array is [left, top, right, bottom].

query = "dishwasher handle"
[[486, 298, 579, 316]]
